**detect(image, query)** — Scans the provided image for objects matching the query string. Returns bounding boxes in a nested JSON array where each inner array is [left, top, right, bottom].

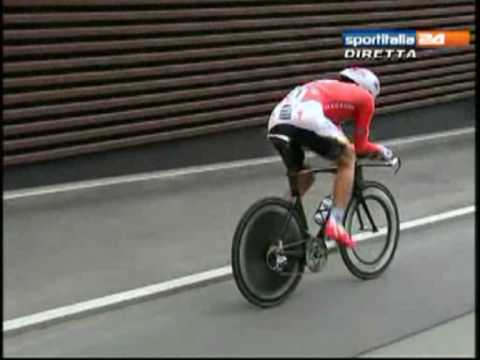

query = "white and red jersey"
[[268, 79, 382, 155]]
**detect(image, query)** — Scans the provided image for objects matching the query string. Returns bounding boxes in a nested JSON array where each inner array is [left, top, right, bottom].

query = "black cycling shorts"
[[268, 124, 346, 172]]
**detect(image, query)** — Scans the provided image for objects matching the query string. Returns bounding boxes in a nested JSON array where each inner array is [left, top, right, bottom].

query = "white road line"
[[3, 205, 475, 335], [3, 267, 232, 335], [3, 127, 474, 201], [326, 205, 475, 249]]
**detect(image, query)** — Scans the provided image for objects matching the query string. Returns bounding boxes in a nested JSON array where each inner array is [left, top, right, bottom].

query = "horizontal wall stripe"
[[2, 0, 475, 166]]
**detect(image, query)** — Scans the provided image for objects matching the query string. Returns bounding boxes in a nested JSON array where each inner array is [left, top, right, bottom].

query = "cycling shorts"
[[267, 99, 348, 171]]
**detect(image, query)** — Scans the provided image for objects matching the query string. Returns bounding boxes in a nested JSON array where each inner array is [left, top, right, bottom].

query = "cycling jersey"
[[268, 79, 382, 155]]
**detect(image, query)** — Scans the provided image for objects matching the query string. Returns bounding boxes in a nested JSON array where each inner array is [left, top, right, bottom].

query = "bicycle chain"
[[266, 236, 328, 276]]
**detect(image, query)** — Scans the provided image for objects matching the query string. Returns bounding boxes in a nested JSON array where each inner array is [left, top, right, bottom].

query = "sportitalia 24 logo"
[[343, 29, 470, 59]]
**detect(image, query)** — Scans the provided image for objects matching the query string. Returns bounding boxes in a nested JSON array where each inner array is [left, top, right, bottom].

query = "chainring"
[[305, 236, 328, 272]]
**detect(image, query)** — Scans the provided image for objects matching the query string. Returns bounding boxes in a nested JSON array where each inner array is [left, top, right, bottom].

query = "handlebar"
[[310, 156, 402, 175], [356, 156, 402, 174]]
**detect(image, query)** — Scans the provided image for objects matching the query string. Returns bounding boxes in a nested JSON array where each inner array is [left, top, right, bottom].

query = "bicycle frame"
[[277, 158, 401, 257]]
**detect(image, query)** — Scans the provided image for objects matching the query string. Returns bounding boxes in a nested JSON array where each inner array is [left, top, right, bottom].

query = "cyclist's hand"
[[377, 145, 395, 161], [358, 145, 394, 161]]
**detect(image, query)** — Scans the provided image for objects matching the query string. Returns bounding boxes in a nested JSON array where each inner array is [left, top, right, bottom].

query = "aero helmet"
[[340, 67, 380, 98]]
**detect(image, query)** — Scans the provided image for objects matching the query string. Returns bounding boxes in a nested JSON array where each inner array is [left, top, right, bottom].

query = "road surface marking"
[[3, 127, 474, 201], [3, 205, 474, 335], [326, 205, 475, 249]]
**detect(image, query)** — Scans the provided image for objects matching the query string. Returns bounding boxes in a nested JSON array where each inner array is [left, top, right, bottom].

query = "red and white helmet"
[[340, 67, 380, 98]]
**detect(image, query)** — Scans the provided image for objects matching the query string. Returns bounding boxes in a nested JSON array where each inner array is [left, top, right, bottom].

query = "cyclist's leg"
[[267, 99, 316, 198], [294, 101, 356, 246], [295, 101, 355, 212], [268, 124, 314, 198], [291, 123, 354, 211]]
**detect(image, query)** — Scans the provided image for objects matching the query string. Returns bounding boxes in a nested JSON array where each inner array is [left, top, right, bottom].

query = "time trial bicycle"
[[231, 145, 401, 308]]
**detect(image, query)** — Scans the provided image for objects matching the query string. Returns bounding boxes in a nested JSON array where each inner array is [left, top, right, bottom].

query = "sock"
[[331, 207, 345, 224]]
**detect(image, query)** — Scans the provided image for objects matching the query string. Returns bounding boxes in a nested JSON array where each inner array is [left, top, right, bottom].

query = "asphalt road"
[[4, 214, 474, 357], [359, 312, 475, 357], [3, 130, 475, 356]]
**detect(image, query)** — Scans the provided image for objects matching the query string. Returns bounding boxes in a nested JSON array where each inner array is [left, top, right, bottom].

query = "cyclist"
[[267, 67, 394, 248]]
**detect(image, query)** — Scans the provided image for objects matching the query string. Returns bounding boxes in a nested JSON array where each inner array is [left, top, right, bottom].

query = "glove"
[[377, 145, 394, 161], [356, 144, 394, 160], [360, 145, 394, 161]]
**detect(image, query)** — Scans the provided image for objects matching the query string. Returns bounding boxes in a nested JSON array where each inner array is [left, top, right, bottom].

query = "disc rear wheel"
[[231, 197, 305, 308]]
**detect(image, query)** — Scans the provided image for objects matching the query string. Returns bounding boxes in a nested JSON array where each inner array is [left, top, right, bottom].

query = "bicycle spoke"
[[355, 207, 366, 231], [340, 182, 400, 280], [360, 197, 379, 232]]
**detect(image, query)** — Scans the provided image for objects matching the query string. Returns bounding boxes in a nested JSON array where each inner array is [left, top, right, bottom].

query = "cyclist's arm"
[[353, 95, 382, 155]]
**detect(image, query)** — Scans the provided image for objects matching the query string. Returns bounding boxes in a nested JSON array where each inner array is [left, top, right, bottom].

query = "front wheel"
[[231, 197, 305, 308], [339, 181, 400, 280]]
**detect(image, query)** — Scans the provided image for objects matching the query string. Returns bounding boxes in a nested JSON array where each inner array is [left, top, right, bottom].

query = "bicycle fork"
[[353, 166, 379, 233]]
